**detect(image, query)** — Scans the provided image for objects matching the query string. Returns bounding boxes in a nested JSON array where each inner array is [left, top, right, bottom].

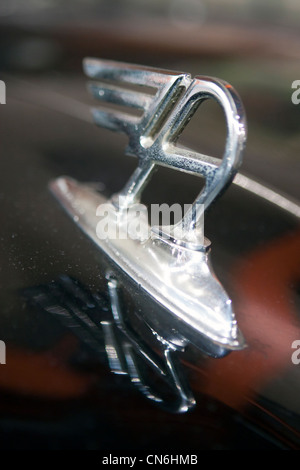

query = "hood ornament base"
[[50, 176, 245, 357], [50, 58, 247, 358]]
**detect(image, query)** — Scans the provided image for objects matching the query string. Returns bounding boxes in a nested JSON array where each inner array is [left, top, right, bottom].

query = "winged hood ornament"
[[50, 58, 247, 358]]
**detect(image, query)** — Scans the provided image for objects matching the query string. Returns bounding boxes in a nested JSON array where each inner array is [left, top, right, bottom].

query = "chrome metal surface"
[[50, 59, 247, 358], [50, 175, 244, 357], [84, 58, 247, 248]]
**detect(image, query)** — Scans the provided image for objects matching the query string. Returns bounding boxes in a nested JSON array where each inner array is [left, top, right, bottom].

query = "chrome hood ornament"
[[50, 58, 247, 358]]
